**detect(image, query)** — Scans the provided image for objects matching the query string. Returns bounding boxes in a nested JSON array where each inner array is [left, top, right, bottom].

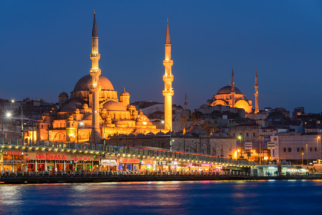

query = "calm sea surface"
[[0, 180, 321, 215]]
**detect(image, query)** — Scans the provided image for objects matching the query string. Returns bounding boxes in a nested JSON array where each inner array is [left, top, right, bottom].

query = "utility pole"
[[259, 138, 262, 165]]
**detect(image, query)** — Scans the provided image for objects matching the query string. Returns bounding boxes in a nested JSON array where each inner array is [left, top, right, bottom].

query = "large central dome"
[[217, 85, 242, 94], [74, 75, 114, 91]]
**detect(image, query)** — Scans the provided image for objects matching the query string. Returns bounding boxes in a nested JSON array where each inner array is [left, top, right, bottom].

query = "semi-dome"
[[217, 86, 242, 95], [59, 91, 68, 97], [82, 112, 102, 121], [74, 75, 114, 91], [60, 101, 83, 113], [199, 104, 208, 109], [103, 100, 127, 111], [120, 88, 130, 96]]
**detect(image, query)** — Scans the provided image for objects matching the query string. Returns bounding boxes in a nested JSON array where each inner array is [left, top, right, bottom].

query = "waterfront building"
[[228, 123, 260, 141], [107, 124, 238, 159], [269, 135, 322, 164]]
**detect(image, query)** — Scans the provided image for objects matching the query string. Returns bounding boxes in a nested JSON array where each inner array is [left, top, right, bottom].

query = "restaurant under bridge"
[[0, 138, 256, 173]]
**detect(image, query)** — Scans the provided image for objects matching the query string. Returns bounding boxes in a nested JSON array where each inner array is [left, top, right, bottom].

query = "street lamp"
[[77, 121, 83, 143], [238, 135, 242, 158], [11, 100, 24, 140], [301, 149, 305, 165], [317, 136, 320, 161], [162, 120, 172, 152]]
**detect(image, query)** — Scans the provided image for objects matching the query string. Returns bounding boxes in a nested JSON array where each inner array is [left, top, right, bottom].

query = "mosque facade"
[[35, 13, 169, 143], [205, 69, 259, 114]]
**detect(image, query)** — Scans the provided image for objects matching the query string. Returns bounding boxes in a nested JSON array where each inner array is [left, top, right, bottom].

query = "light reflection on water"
[[0, 181, 321, 214]]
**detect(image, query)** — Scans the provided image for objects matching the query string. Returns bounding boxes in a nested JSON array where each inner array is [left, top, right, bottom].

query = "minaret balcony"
[[90, 69, 101, 76], [162, 90, 174, 97], [163, 60, 173, 67], [90, 53, 100, 58], [163, 75, 174, 82]]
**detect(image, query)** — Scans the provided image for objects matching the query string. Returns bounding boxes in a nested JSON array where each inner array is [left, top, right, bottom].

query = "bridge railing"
[[0, 138, 257, 167]]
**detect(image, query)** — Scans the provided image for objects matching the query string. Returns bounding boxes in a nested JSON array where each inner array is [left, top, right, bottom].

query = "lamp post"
[[259, 136, 264, 165], [238, 135, 242, 158], [162, 120, 172, 151], [11, 100, 23, 140], [301, 149, 304, 165], [317, 136, 320, 161], [103, 120, 106, 149]]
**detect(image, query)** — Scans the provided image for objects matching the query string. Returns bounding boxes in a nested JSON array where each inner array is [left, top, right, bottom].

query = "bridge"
[[0, 138, 257, 168]]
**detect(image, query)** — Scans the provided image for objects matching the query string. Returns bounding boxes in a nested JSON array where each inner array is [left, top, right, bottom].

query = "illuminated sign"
[[245, 142, 252, 150], [35, 154, 92, 161], [5, 152, 23, 155], [101, 159, 117, 166], [119, 158, 141, 163], [141, 160, 154, 165], [36, 154, 67, 160], [267, 142, 275, 148]]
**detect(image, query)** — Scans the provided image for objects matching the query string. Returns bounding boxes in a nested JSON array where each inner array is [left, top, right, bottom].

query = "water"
[[0, 180, 321, 214]]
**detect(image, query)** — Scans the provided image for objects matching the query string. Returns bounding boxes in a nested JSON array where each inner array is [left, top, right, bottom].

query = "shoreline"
[[1, 175, 321, 184]]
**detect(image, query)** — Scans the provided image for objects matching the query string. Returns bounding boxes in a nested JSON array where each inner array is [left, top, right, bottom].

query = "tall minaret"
[[89, 11, 102, 143], [231, 68, 235, 108], [162, 18, 174, 131], [184, 94, 188, 110], [254, 69, 259, 113]]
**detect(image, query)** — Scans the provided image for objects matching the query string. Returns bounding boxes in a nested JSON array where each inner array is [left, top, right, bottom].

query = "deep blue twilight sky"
[[1, 1, 322, 113]]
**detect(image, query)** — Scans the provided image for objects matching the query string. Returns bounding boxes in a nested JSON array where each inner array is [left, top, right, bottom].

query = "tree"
[[191, 110, 203, 125], [179, 113, 189, 134]]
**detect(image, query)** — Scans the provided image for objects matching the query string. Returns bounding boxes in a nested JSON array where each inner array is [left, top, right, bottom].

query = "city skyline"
[[1, 1, 322, 113]]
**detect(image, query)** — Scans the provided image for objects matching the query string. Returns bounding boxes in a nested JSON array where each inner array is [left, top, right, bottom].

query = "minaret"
[[162, 18, 174, 131], [89, 11, 102, 143], [184, 94, 188, 110], [254, 69, 259, 113], [231, 68, 235, 108]]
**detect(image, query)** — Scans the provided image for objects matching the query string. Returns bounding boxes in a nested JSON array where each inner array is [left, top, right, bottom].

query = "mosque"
[[35, 13, 173, 143], [205, 69, 259, 114]]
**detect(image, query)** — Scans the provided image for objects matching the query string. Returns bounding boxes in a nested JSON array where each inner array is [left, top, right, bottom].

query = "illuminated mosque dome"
[[217, 86, 242, 95], [74, 74, 114, 91], [103, 100, 127, 111], [205, 69, 253, 113]]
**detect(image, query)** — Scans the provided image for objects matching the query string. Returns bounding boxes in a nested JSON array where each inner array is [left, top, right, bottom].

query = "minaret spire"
[[231, 68, 235, 108], [89, 11, 102, 143], [163, 18, 174, 132], [254, 69, 259, 113], [92, 11, 98, 38], [165, 18, 171, 44], [231, 68, 234, 85]]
